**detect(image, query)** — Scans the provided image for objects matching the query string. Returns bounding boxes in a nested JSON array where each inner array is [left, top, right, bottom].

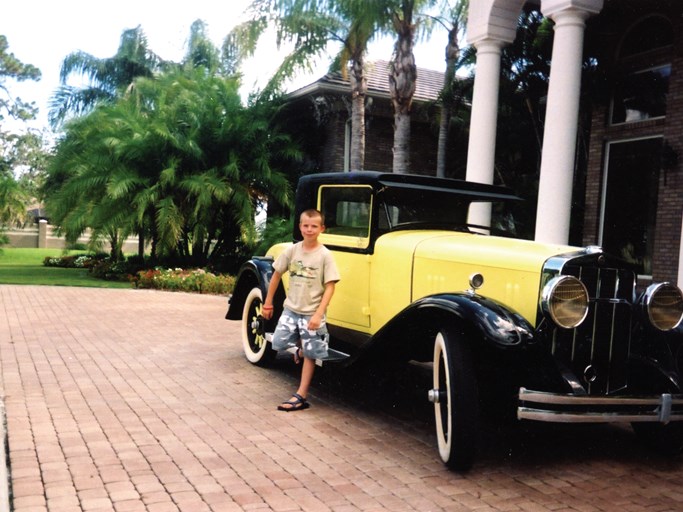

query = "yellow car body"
[[268, 233, 575, 334]]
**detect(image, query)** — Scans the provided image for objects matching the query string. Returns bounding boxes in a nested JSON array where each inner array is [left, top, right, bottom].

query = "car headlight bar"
[[643, 283, 683, 331], [541, 275, 590, 329]]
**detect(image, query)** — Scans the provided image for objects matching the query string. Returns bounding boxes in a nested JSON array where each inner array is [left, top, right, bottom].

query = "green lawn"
[[0, 248, 132, 288]]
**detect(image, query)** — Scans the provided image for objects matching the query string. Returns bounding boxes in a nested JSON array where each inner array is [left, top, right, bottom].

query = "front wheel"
[[429, 329, 479, 471], [241, 287, 276, 365]]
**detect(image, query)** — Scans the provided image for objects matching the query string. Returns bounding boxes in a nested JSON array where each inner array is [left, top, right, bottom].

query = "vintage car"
[[226, 171, 683, 470]]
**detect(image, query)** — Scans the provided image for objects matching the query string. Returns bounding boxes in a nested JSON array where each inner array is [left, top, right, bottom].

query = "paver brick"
[[2, 286, 683, 511]]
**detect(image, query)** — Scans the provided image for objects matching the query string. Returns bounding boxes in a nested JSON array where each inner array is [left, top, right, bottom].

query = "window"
[[600, 138, 661, 276], [611, 65, 670, 124], [610, 16, 673, 125], [377, 187, 469, 230], [318, 185, 372, 249], [620, 15, 672, 58]]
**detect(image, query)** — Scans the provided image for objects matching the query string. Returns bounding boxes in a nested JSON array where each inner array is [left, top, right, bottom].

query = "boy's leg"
[[279, 356, 316, 411], [299, 317, 329, 360], [278, 315, 328, 411], [296, 357, 316, 398], [270, 310, 300, 353], [297, 315, 329, 398]]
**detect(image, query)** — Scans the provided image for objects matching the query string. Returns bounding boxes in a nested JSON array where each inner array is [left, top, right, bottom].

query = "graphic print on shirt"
[[289, 260, 318, 279]]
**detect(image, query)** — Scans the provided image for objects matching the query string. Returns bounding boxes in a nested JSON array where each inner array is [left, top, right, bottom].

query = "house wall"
[[583, 0, 683, 284], [321, 100, 452, 177], [322, 114, 347, 171], [657, 44, 683, 283], [365, 106, 394, 172], [5, 221, 140, 253]]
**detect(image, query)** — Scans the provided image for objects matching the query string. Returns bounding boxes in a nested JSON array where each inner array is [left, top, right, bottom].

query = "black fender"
[[627, 323, 683, 394], [356, 292, 536, 365], [359, 292, 557, 405], [398, 292, 534, 349], [225, 256, 276, 320], [404, 292, 535, 348]]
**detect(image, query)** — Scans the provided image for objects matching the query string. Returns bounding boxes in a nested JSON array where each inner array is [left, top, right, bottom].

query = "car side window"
[[318, 185, 373, 249]]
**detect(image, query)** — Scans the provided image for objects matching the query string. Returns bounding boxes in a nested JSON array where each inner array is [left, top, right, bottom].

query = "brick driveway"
[[1, 285, 683, 512]]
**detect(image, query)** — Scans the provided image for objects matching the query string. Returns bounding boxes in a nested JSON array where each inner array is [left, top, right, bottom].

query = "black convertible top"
[[295, 171, 521, 208]]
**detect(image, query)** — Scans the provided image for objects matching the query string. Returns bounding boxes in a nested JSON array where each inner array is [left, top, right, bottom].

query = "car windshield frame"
[[376, 182, 521, 234]]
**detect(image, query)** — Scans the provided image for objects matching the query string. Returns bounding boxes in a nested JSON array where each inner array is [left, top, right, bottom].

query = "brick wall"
[[321, 99, 451, 177], [656, 44, 683, 283], [584, 1, 683, 283]]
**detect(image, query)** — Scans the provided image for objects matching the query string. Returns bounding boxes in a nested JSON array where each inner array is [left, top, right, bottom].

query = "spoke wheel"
[[241, 287, 275, 365], [431, 329, 478, 471]]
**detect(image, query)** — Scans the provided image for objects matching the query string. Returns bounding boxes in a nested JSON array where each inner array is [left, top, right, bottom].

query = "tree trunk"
[[436, 106, 450, 178], [437, 23, 460, 178], [393, 112, 411, 173], [349, 56, 367, 171], [109, 230, 123, 261], [138, 231, 145, 259], [389, 18, 416, 174]]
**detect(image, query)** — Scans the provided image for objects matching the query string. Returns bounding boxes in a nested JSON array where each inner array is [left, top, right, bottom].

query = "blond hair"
[[300, 208, 325, 225]]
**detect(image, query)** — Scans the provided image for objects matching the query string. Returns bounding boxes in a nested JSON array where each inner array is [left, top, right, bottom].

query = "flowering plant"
[[133, 267, 234, 295]]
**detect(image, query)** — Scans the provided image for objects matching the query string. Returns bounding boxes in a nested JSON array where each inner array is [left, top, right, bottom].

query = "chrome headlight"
[[541, 276, 589, 329], [643, 283, 683, 331]]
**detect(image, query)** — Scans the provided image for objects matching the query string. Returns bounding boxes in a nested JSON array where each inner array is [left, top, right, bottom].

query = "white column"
[[535, 2, 602, 244], [678, 214, 683, 287], [466, 38, 505, 228], [38, 219, 48, 248], [534, 8, 591, 244]]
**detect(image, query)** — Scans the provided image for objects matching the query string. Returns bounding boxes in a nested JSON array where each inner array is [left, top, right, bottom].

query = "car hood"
[[379, 230, 577, 273]]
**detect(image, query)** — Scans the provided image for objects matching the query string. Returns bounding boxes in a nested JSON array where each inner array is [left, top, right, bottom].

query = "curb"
[[0, 400, 9, 512]]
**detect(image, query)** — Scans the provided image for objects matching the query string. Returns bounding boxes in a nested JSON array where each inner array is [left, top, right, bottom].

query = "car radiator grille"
[[549, 265, 635, 395]]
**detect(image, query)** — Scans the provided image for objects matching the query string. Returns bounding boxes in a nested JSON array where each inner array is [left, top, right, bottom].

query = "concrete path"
[[1, 285, 683, 512]]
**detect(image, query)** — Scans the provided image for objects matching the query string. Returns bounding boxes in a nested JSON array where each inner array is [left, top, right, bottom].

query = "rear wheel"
[[241, 287, 276, 365], [429, 329, 479, 471]]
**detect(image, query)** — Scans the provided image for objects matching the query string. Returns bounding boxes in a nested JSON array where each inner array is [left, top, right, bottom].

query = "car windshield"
[[378, 188, 470, 230], [376, 186, 521, 236]]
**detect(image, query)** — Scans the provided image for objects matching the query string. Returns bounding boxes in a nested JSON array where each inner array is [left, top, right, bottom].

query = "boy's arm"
[[261, 270, 282, 320], [307, 281, 336, 330]]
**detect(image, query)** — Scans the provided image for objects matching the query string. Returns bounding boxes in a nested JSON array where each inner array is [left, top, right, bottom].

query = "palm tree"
[[434, 0, 469, 178], [0, 175, 28, 227], [386, 0, 437, 174], [234, 0, 390, 171], [43, 107, 135, 258], [44, 67, 297, 267], [48, 26, 163, 127], [1, 36, 43, 234], [183, 20, 223, 74]]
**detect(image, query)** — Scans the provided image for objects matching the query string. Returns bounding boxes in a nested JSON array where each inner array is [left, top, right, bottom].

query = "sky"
[[2, 0, 449, 137]]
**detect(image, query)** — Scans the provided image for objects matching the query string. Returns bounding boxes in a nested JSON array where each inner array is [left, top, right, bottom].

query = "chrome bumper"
[[518, 387, 683, 424]]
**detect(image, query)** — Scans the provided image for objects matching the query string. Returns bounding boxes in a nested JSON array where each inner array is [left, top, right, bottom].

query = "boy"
[[261, 209, 340, 411]]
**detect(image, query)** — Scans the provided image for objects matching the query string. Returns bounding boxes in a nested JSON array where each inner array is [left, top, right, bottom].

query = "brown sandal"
[[277, 393, 310, 412]]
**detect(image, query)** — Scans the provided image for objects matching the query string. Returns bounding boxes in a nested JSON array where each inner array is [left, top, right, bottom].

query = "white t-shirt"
[[273, 242, 340, 315]]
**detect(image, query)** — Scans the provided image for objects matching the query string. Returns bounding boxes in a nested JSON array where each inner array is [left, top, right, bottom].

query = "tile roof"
[[288, 59, 445, 103]]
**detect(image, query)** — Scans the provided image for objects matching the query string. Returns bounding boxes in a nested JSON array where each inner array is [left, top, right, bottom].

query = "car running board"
[[275, 340, 350, 366]]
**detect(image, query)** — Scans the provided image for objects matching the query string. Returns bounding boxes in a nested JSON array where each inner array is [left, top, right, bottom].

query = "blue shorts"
[[271, 309, 329, 359]]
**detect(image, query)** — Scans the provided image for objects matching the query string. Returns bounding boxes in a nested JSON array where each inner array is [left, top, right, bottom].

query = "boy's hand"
[[261, 305, 273, 320], [307, 312, 322, 331]]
